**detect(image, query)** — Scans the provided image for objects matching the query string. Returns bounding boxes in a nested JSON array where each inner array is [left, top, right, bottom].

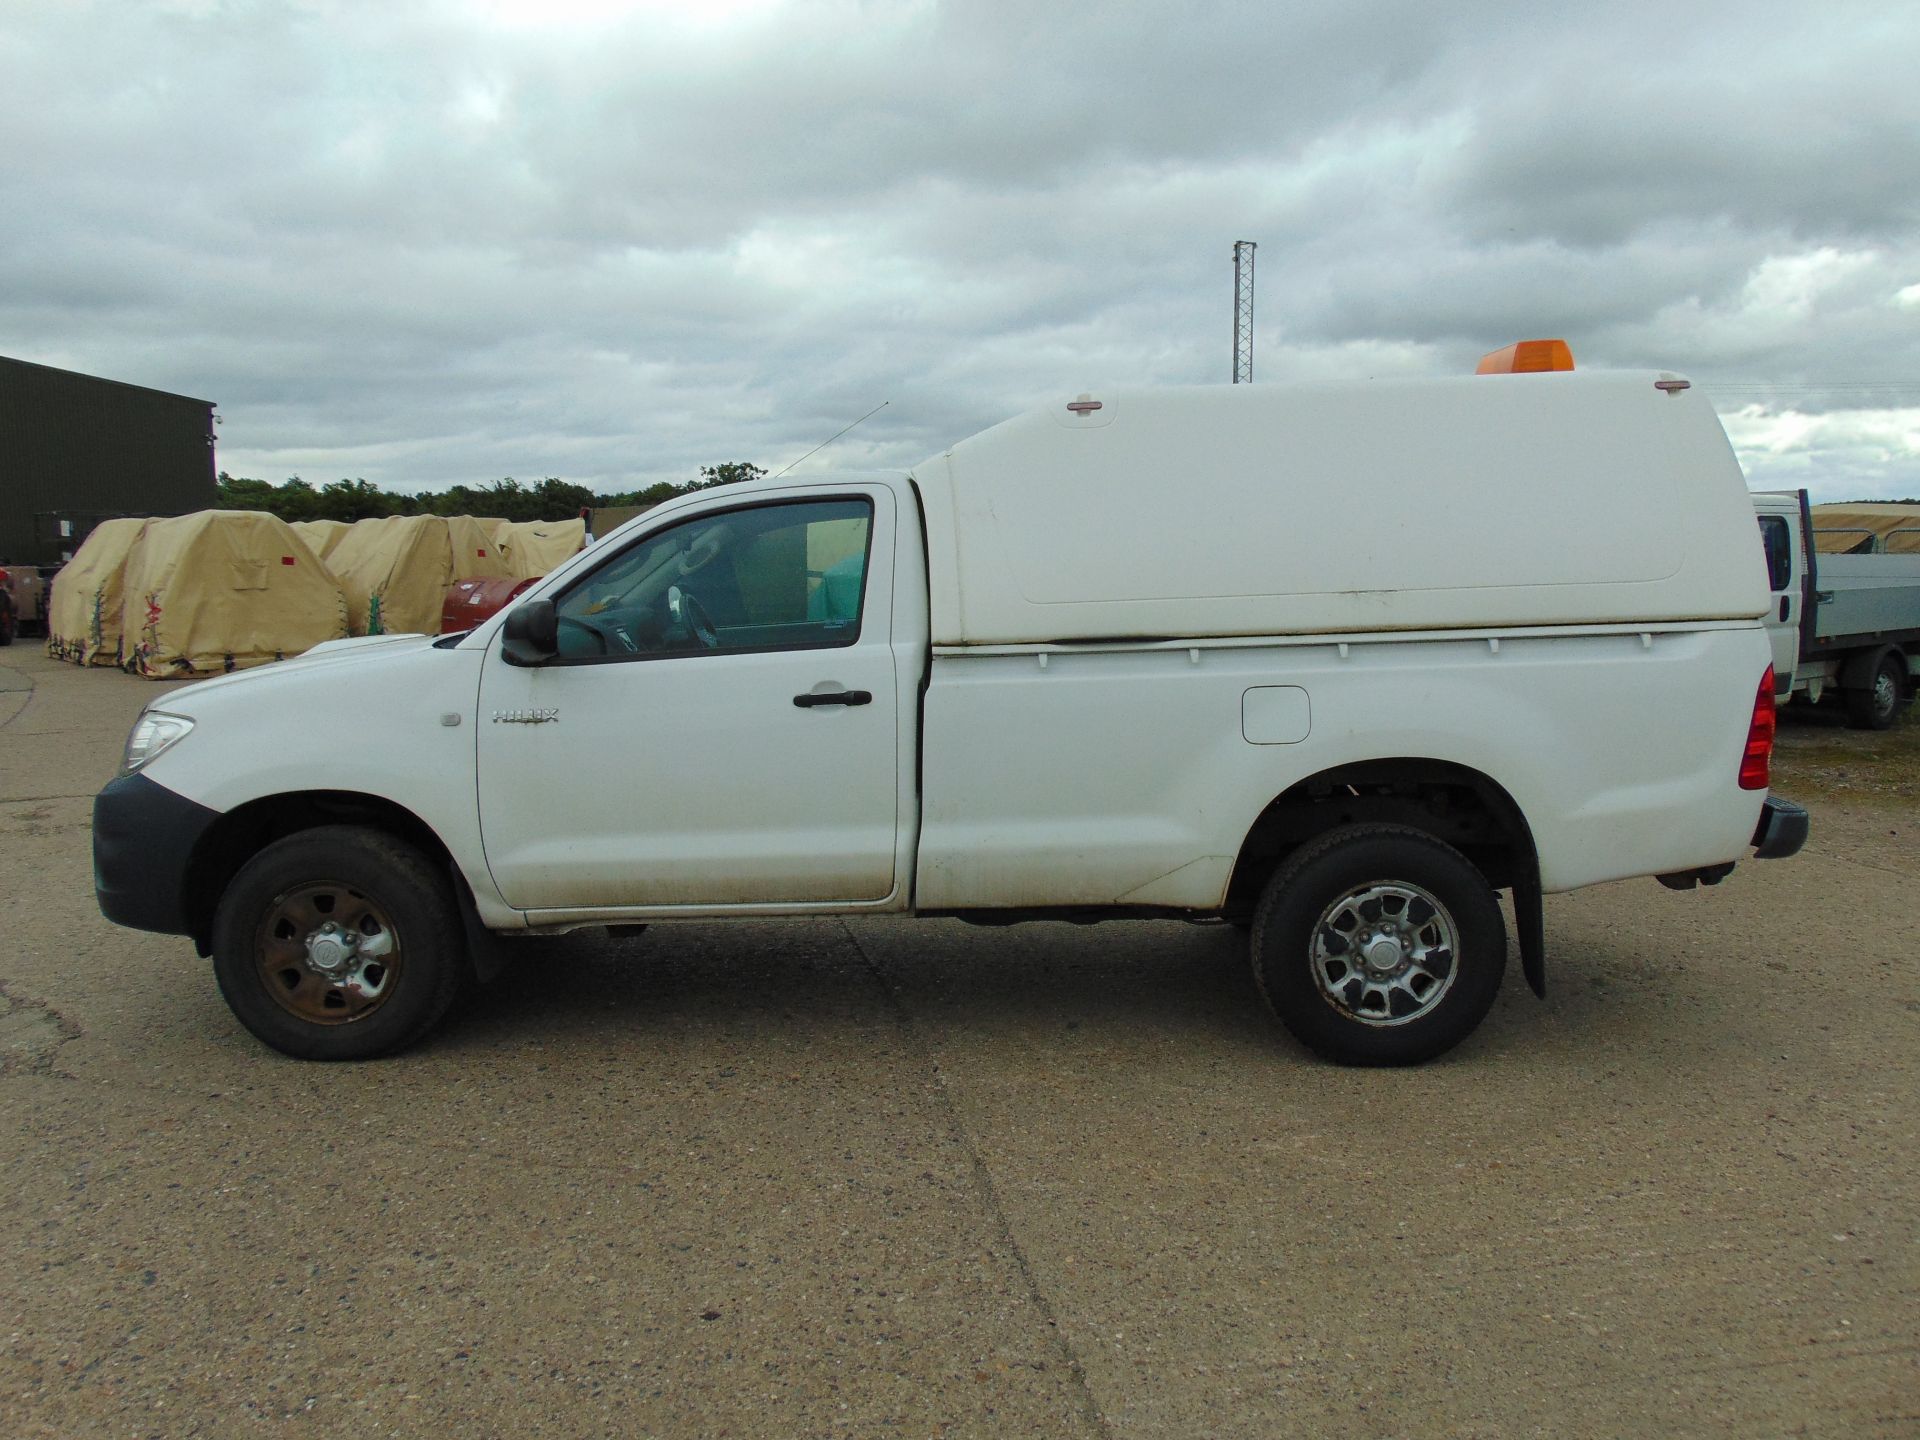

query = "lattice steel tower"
[[1231, 240, 1257, 383]]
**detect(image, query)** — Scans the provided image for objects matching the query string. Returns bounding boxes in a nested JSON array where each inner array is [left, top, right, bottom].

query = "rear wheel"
[[211, 825, 467, 1060], [0, 604, 14, 646], [1844, 652, 1905, 730], [1251, 824, 1506, 1066]]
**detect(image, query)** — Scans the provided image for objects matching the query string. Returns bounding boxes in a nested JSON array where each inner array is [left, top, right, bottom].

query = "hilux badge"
[[492, 708, 559, 724]]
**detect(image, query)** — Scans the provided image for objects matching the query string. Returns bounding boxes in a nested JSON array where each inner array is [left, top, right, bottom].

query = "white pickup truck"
[[94, 358, 1808, 1066]]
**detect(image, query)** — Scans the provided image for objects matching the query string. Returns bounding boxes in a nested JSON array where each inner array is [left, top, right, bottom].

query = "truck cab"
[[1754, 490, 1814, 698]]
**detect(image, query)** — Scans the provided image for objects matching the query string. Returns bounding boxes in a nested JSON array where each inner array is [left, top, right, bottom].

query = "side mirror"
[[501, 598, 558, 666]]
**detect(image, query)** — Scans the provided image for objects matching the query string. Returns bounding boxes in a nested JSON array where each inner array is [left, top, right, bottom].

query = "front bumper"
[[1751, 795, 1810, 860], [93, 773, 220, 936]]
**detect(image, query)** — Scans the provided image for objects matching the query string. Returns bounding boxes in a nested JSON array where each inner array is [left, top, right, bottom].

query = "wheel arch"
[[1224, 758, 1546, 995], [1837, 643, 1907, 692], [182, 791, 457, 956], [1839, 644, 1909, 730]]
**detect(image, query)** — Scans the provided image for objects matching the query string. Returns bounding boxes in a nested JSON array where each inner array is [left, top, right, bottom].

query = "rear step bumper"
[[1751, 796, 1810, 860]]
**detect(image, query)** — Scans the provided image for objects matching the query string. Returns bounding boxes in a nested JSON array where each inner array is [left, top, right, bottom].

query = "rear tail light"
[[1739, 667, 1777, 790]]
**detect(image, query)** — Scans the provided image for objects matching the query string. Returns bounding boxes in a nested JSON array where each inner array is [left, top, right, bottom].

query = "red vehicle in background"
[[441, 576, 537, 633], [0, 562, 46, 645]]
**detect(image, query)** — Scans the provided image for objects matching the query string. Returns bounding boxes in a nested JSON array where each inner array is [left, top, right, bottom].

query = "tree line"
[[215, 463, 767, 524]]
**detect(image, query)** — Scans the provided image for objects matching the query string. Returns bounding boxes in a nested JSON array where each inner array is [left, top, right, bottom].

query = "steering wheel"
[[677, 533, 722, 577], [666, 585, 719, 650]]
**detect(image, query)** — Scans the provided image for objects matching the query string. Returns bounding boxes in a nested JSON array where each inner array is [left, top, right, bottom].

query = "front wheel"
[[211, 825, 467, 1060], [1251, 824, 1506, 1066]]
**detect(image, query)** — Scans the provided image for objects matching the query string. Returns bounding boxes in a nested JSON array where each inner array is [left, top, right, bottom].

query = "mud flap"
[[451, 866, 510, 984], [1514, 868, 1546, 999]]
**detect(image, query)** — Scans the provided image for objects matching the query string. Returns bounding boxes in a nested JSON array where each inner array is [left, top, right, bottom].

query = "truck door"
[[1757, 507, 1799, 694], [475, 488, 900, 911]]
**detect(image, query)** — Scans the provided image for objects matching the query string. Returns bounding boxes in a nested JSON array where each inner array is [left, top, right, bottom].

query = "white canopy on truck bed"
[[911, 372, 1768, 647]]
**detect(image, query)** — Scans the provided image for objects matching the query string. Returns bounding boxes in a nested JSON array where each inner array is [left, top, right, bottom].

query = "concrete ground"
[[0, 644, 1913, 1438]]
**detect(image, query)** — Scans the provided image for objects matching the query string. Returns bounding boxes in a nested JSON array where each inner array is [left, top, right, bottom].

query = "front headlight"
[[121, 711, 195, 775]]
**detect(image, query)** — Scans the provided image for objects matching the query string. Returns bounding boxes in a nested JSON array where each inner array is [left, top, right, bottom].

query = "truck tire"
[[0, 606, 14, 646], [211, 825, 467, 1060], [1844, 652, 1905, 731], [1250, 824, 1506, 1066]]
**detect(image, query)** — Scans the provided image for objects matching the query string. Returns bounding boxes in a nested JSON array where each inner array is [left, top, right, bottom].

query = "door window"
[[1757, 515, 1791, 592], [551, 498, 873, 661]]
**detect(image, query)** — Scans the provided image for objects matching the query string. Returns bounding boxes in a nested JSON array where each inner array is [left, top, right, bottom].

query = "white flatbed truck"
[[1753, 489, 1920, 728]]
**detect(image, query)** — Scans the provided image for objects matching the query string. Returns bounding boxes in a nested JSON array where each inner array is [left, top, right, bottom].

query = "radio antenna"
[[1231, 240, 1257, 383], [772, 400, 890, 477]]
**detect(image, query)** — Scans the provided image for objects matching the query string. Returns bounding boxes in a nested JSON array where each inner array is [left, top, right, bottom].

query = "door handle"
[[793, 689, 873, 708], [1779, 596, 1790, 622]]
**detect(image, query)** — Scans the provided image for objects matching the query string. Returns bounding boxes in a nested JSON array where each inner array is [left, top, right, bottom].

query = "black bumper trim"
[[1752, 796, 1810, 860], [94, 773, 220, 936]]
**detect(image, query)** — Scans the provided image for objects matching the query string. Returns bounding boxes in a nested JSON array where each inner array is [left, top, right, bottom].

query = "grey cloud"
[[1437, 12, 1920, 248], [2, 0, 1917, 501]]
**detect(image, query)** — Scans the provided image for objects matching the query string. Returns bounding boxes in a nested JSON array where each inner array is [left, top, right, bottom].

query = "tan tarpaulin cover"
[[1810, 504, 1920, 554], [46, 518, 149, 666], [326, 514, 511, 635], [290, 518, 354, 559], [447, 515, 510, 579], [120, 511, 349, 679], [493, 518, 586, 579]]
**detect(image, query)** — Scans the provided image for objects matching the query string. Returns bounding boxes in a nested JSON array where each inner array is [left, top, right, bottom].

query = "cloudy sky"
[[4, 0, 1918, 500]]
